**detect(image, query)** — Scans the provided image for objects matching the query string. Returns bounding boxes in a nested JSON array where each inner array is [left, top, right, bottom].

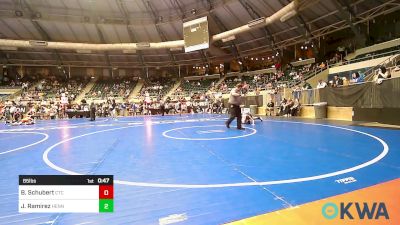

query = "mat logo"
[[335, 177, 357, 184], [322, 202, 389, 220]]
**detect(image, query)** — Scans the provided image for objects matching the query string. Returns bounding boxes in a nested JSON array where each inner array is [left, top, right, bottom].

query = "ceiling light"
[[248, 17, 265, 27], [76, 49, 92, 54], [122, 49, 136, 54], [34, 12, 41, 19], [222, 36, 236, 43], [170, 47, 182, 51], [84, 16, 90, 22], [15, 10, 23, 17], [0, 46, 17, 51]]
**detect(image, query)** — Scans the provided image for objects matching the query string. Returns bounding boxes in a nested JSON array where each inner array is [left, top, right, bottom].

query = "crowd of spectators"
[[139, 77, 175, 101], [174, 78, 218, 97], [15, 77, 88, 104], [1, 48, 397, 124], [1, 100, 67, 124], [86, 77, 136, 100]]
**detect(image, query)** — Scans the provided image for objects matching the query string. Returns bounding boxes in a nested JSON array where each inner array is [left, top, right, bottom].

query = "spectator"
[[332, 75, 343, 87], [290, 99, 301, 116], [375, 66, 391, 84], [282, 99, 294, 116], [316, 80, 327, 89], [302, 81, 313, 104], [377, 66, 390, 79], [302, 81, 312, 90], [393, 61, 400, 72], [292, 85, 302, 100], [346, 77, 354, 86], [319, 62, 326, 69], [350, 72, 363, 84], [266, 99, 275, 116]]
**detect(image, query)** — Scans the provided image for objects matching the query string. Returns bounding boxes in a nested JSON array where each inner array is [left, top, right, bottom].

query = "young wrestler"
[[241, 112, 263, 125]]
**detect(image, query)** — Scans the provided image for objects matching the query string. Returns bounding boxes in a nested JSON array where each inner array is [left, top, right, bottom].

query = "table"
[[66, 111, 90, 118]]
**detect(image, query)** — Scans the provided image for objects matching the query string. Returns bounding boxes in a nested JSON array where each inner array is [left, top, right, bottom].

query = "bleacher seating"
[[221, 74, 271, 93], [140, 78, 175, 99], [43, 79, 88, 101], [352, 46, 400, 63], [86, 78, 136, 100], [178, 78, 218, 96]]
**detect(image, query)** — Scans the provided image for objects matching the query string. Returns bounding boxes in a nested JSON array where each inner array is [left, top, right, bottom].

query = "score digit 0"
[[99, 185, 113, 199]]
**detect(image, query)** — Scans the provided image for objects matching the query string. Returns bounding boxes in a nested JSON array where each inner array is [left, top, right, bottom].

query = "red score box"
[[99, 185, 114, 199]]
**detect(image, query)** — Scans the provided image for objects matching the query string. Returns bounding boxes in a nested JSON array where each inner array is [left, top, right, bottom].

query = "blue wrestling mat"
[[0, 114, 399, 224]]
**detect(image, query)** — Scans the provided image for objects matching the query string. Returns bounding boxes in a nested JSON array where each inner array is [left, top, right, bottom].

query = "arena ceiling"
[[0, 0, 399, 69]]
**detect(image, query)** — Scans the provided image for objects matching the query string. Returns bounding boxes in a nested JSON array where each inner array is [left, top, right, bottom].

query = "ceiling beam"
[[203, 0, 241, 61], [116, 0, 146, 71], [0, 50, 10, 65], [0, 0, 238, 26], [20, 0, 64, 68], [144, 0, 177, 66], [94, 24, 112, 68], [333, 0, 362, 37], [230, 1, 400, 56], [277, 0, 319, 56], [169, 0, 186, 20], [0, 0, 368, 50], [237, 0, 279, 56], [82, 1, 113, 68], [1, 0, 397, 68], [7, 1, 398, 64]]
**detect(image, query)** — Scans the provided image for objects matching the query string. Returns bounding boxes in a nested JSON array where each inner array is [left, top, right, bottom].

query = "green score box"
[[99, 199, 114, 213]]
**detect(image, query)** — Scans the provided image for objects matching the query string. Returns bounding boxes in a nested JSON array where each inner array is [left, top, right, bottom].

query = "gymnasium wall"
[[222, 95, 263, 108], [318, 77, 400, 108]]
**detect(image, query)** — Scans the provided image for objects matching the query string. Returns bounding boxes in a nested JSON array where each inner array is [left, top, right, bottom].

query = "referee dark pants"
[[226, 104, 242, 129], [160, 105, 165, 116], [90, 108, 96, 121]]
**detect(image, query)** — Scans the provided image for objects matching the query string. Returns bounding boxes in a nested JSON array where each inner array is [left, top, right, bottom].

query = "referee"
[[89, 101, 96, 121], [225, 83, 245, 130]]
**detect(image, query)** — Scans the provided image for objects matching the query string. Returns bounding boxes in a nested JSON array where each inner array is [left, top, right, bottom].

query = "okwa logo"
[[322, 202, 389, 220]]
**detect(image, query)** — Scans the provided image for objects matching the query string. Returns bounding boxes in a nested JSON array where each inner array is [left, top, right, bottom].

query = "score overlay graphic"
[[19, 175, 113, 213]]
